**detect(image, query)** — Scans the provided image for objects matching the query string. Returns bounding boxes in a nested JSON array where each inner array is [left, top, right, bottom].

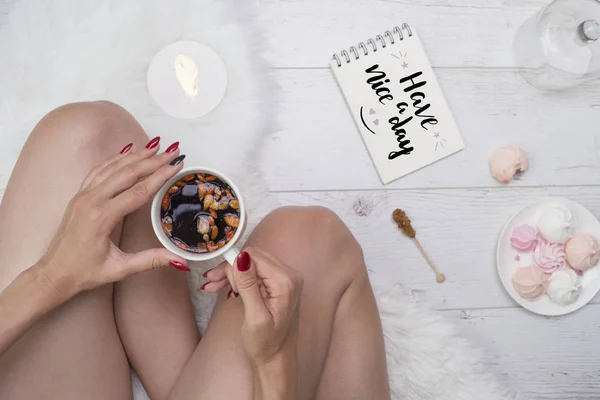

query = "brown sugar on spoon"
[[392, 209, 446, 283]]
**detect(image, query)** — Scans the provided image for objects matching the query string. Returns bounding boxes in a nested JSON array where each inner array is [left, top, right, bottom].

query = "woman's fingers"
[[233, 251, 270, 320], [121, 247, 189, 278], [95, 149, 180, 199], [243, 248, 303, 307], [225, 264, 239, 296], [203, 262, 228, 281], [200, 278, 230, 293], [200, 262, 230, 293], [84, 143, 164, 192], [108, 155, 185, 219], [244, 247, 293, 283]]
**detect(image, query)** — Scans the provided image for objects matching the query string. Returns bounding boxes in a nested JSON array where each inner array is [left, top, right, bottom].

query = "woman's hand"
[[38, 140, 189, 297], [232, 248, 303, 400]]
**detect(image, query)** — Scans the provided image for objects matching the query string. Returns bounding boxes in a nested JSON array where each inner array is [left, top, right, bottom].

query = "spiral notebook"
[[330, 24, 465, 184]]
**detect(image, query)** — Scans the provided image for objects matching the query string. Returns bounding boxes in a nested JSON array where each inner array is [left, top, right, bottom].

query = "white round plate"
[[147, 41, 228, 119], [497, 197, 600, 316]]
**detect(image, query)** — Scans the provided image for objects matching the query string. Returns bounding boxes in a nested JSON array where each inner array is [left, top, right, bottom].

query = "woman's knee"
[[30, 101, 148, 155], [250, 206, 366, 280]]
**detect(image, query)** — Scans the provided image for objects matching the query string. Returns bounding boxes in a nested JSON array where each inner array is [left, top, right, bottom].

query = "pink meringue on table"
[[510, 224, 539, 252], [512, 266, 549, 300], [566, 233, 600, 272], [489, 146, 529, 184], [533, 239, 567, 274]]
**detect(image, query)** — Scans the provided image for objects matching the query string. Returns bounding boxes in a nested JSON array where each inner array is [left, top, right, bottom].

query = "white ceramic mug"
[[151, 166, 246, 265]]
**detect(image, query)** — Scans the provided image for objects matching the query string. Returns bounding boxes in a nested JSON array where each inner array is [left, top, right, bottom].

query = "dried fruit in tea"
[[203, 194, 214, 210], [224, 214, 240, 228], [198, 183, 208, 198], [160, 173, 241, 254], [175, 241, 190, 251], [197, 216, 210, 235], [161, 196, 170, 211], [162, 218, 173, 236], [196, 242, 208, 252]]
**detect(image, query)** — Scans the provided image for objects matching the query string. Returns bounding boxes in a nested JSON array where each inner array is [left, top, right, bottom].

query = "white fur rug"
[[0, 1, 521, 399]]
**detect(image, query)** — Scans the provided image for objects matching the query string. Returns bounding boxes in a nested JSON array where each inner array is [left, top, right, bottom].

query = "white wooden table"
[[3, 0, 599, 398], [255, 0, 600, 398]]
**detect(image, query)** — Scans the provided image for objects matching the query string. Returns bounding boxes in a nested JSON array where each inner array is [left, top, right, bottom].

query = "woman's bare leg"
[[169, 206, 390, 400], [115, 203, 199, 400], [0, 102, 137, 399]]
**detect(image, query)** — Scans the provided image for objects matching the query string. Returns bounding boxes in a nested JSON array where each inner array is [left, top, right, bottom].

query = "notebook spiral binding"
[[332, 23, 413, 67]]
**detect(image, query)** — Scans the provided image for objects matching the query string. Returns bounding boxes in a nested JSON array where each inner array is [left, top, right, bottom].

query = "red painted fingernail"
[[165, 141, 179, 153], [227, 289, 233, 299], [200, 282, 209, 291], [119, 143, 133, 154], [202, 269, 212, 278], [170, 260, 190, 272], [237, 251, 250, 272], [145, 136, 160, 149]]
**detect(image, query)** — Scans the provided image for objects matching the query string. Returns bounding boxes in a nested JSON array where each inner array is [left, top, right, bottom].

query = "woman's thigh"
[[169, 206, 390, 400], [0, 102, 144, 400]]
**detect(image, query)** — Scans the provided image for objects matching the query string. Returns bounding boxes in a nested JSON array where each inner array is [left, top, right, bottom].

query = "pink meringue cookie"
[[510, 224, 539, 252], [533, 239, 567, 274], [489, 146, 529, 184], [566, 233, 600, 271], [512, 266, 549, 300]]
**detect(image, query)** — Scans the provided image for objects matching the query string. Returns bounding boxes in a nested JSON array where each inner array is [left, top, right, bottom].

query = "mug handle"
[[224, 247, 240, 266], [223, 247, 241, 294]]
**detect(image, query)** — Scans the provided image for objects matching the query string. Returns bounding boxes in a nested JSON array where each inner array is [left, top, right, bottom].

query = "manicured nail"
[[165, 141, 180, 153], [200, 282, 209, 291], [237, 251, 250, 272], [119, 143, 133, 154], [202, 269, 212, 278], [145, 136, 160, 149], [170, 260, 190, 272], [170, 155, 186, 166], [227, 289, 233, 299], [233, 291, 239, 298]]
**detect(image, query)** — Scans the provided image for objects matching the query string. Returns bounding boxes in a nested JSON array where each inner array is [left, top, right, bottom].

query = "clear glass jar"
[[513, 0, 600, 90]]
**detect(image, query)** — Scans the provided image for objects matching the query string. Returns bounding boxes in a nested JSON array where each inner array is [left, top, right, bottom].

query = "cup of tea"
[[151, 167, 246, 265]]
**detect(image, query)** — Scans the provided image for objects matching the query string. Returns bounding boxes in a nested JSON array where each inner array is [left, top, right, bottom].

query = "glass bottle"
[[513, 0, 600, 90]]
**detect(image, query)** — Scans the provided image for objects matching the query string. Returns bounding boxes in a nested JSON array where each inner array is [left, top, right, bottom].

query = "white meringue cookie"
[[547, 267, 582, 306], [537, 206, 577, 244]]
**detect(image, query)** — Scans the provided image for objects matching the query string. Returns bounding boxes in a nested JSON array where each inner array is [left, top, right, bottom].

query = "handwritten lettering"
[[365, 65, 394, 105], [388, 116, 414, 159], [360, 66, 442, 160], [400, 73, 439, 130]]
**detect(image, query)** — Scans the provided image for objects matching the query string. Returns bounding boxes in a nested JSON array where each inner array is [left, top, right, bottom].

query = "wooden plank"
[[272, 186, 600, 310], [263, 68, 600, 191], [449, 305, 600, 399], [252, 0, 548, 68]]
